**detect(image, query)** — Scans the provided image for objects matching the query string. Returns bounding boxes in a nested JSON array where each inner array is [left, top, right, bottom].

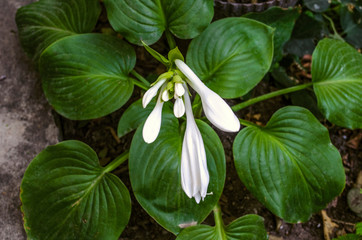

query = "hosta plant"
[[16, 0, 361, 239]]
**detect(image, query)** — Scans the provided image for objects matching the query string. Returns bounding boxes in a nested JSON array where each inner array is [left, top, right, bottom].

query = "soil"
[[54, 4, 361, 240]]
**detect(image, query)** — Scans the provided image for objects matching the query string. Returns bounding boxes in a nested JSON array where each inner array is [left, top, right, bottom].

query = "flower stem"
[[131, 70, 150, 87], [103, 151, 129, 173], [165, 30, 176, 49], [130, 78, 149, 91], [239, 118, 259, 128], [213, 203, 227, 239], [322, 14, 344, 41], [232, 83, 313, 112]]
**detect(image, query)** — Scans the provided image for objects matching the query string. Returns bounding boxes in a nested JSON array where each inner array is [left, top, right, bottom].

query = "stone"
[[0, 0, 59, 239]]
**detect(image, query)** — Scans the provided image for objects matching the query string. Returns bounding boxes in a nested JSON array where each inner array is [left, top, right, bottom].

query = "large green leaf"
[[103, 0, 214, 45], [186, 17, 274, 99], [233, 106, 345, 223], [176, 214, 268, 240], [16, 0, 101, 61], [312, 38, 362, 129], [245, 7, 300, 65], [129, 114, 225, 234], [21, 140, 131, 240], [40, 33, 136, 120]]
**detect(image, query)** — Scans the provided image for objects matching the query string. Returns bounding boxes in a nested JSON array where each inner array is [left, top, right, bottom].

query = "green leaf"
[[142, 41, 170, 66], [233, 106, 345, 223], [312, 38, 362, 129], [284, 13, 325, 57], [16, 0, 101, 62], [40, 33, 136, 120], [340, 6, 362, 49], [176, 215, 268, 240], [20, 140, 131, 240], [332, 234, 361, 240], [186, 17, 274, 99], [103, 0, 214, 45], [129, 115, 225, 234], [303, 0, 330, 12], [245, 7, 300, 64]]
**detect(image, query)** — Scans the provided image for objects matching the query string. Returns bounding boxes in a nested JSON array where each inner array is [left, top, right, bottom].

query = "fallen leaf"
[[321, 210, 339, 240], [346, 133, 362, 150]]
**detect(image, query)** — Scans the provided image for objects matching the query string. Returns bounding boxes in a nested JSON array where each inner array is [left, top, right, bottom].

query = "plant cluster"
[[15, 0, 361, 239]]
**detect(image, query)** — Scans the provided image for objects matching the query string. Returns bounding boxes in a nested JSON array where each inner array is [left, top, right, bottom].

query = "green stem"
[[103, 151, 129, 173], [131, 70, 150, 87], [213, 203, 226, 239], [130, 77, 149, 91], [322, 14, 344, 41], [165, 30, 176, 49], [239, 118, 259, 128], [232, 83, 313, 112]]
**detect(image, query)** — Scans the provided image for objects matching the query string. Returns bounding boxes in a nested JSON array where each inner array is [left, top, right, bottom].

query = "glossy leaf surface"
[[233, 106, 345, 223], [40, 34, 136, 120], [103, 0, 213, 45], [312, 38, 362, 129], [245, 7, 300, 64], [186, 17, 274, 98], [16, 0, 101, 61], [21, 141, 131, 240], [129, 114, 225, 234], [176, 214, 267, 240]]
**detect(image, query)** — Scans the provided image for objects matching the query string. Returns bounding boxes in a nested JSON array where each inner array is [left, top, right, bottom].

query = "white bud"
[[174, 82, 185, 97], [161, 89, 171, 102], [173, 97, 185, 118]]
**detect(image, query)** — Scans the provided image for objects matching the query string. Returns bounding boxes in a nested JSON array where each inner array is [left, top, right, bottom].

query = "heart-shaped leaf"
[[176, 214, 268, 240], [312, 38, 362, 129], [245, 7, 300, 65], [233, 106, 345, 223], [103, 0, 214, 45], [129, 113, 225, 234], [186, 17, 274, 99], [21, 140, 131, 240], [40, 33, 136, 120], [16, 0, 101, 61]]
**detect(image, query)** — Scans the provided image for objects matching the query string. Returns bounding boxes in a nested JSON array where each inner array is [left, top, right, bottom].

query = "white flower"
[[142, 78, 167, 108], [142, 85, 166, 144], [174, 97, 185, 118], [181, 84, 209, 203], [175, 59, 240, 132]]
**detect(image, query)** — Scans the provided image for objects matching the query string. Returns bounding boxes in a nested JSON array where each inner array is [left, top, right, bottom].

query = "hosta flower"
[[142, 85, 165, 144], [181, 84, 209, 203], [142, 76, 186, 144], [175, 59, 240, 132], [141, 56, 240, 203]]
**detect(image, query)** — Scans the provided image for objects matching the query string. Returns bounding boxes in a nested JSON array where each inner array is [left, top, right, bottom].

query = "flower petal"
[[142, 99, 164, 143], [142, 78, 167, 108], [175, 59, 240, 132], [181, 84, 209, 203], [173, 97, 185, 118]]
